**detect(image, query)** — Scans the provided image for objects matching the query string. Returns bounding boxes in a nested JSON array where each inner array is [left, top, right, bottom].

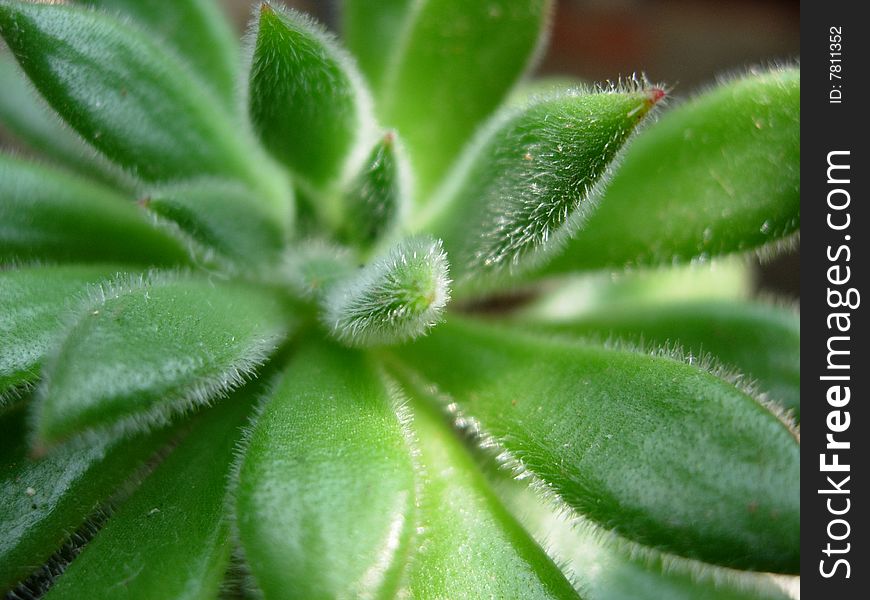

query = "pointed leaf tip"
[[425, 86, 662, 293], [249, 3, 373, 188], [339, 130, 410, 249], [648, 87, 667, 104], [323, 237, 451, 347], [352, 0, 554, 198], [542, 67, 800, 273]]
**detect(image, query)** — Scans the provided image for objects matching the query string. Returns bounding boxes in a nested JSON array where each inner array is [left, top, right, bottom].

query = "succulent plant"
[[0, 1, 799, 599]]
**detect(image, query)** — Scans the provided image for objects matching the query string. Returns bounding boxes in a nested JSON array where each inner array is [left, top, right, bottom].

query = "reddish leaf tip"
[[647, 87, 667, 105]]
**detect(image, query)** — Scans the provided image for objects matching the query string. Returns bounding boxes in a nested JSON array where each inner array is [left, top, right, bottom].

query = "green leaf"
[[0, 2, 279, 195], [0, 407, 174, 591], [235, 341, 415, 599], [0, 155, 190, 266], [0, 53, 131, 190], [323, 236, 450, 347], [367, 0, 553, 198], [520, 259, 752, 322], [79, 0, 239, 107], [490, 468, 797, 600], [524, 300, 800, 421], [145, 180, 289, 269], [35, 275, 292, 443], [43, 386, 255, 600], [392, 318, 799, 573], [248, 4, 374, 188], [543, 67, 800, 274], [339, 131, 409, 251], [340, 0, 413, 92], [0, 265, 126, 399], [396, 379, 580, 599], [283, 240, 356, 300], [423, 86, 663, 291]]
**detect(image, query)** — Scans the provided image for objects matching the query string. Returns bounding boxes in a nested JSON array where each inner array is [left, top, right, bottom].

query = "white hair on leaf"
[[323, 237, 451, 347]]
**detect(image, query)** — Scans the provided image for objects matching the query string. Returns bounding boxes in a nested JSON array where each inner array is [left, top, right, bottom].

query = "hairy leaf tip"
[[248, 1, 374, 187], [323, 237, 451, 347], [340, 130, 409, 249], [428, 82, 663, 290], [647, 87, 667, 104]]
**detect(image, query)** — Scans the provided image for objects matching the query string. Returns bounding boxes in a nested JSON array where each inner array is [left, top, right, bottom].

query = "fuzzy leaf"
[[0, 407, 174, 591], [80, 0, 239, 107], [146, 180, 289, 269], [367, 0, 553, 198], [490, 467, 796, 600], [35, 275, 291, 443], [340, 0, 413, 92], [0, 265, 125, 398], [0, 155, 190, 266], [248, 4, 373, 188], [236, 341, 415, 599], [0, 54, 130, 190], [0, 2, 273, 189], [543, 67, 800, 273], [526, 300, 800, 421], [43, 386, 255, 600], [393, 318, 799, 573], [424, 86, 663, 291], [323, 236, 450, 347], [340, 131, 409, 250], [397, 381, 580, 599]]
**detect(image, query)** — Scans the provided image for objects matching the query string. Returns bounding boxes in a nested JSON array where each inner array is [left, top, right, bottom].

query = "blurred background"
[[223, 0, 799, 90]]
